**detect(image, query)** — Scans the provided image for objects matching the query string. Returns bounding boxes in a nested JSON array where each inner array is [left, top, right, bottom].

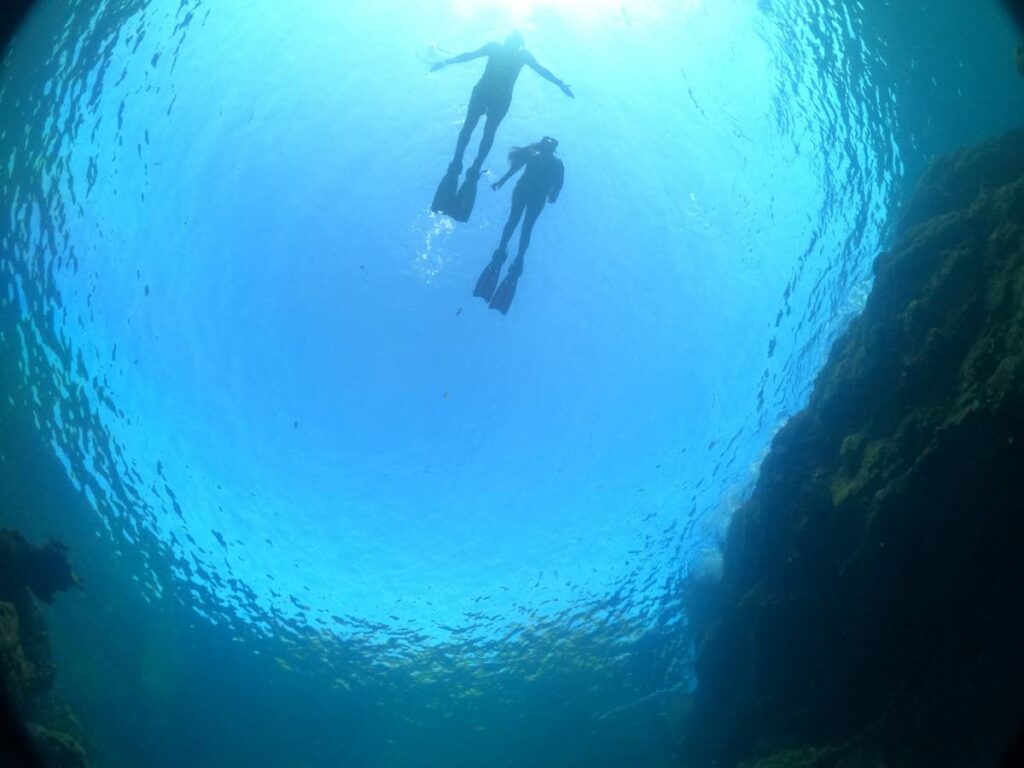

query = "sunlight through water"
[[1, 0, 898, 699]]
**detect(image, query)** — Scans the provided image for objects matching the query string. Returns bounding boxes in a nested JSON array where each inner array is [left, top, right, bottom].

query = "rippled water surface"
[[1, 0, 1019, 765]]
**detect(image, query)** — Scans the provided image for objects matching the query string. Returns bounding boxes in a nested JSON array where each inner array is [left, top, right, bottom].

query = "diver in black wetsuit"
[[430, 33, 572, 222], [474, 136, 564, 314], [433, 32, 573, 176]]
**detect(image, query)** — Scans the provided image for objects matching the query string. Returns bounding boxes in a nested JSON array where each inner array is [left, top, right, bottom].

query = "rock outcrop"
[[0, 0, 34, 54], [0, 529, 88, 767], [683, 130, 1024, 767]]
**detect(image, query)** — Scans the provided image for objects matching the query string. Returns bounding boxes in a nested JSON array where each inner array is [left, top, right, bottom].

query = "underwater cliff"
[[0, 530, 88, 767], [2, 0, 1024, 765], [683, 129, 1024, 767], [0, 1, 32, 54]]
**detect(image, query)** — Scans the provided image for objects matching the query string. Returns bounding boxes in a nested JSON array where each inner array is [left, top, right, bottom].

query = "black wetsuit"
[[496, 149, 563, 260], [512, 151, 564, 215], [445, 40, 568, 177], [467, 44, 532, 121], [475, 146, 565, 311]]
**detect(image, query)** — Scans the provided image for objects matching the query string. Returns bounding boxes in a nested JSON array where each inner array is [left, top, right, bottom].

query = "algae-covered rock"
[[0, 601, 33, 710], [739, 746, 838, 768], [28, 723, 89, 768], [683, 130, 1024, 768], [0, 529, 90, 766], [898, 129, 1024, 236], [0, 0, 34, 53], [739, 744, 886, 768], [0, 529, 80, 605], [0, 530, 78, 705]]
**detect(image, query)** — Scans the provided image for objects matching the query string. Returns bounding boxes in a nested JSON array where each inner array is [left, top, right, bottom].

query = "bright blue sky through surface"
[[17, 0, 896, 640]]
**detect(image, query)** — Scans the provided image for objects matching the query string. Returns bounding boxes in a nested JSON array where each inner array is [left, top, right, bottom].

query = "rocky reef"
[[683, 129, 1024, 767], [0, 529, 89, 767], [0, 0, 34, 54], [1002, 1, 1024, 77]]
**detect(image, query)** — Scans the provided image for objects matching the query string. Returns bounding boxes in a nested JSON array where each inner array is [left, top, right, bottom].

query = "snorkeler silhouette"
[[474, 136, 564, 314], [430, 32, 573, 222]]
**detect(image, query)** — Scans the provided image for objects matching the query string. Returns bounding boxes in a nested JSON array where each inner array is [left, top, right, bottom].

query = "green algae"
[[684, 131, 1024, 767], [740, 746, 842, 768]]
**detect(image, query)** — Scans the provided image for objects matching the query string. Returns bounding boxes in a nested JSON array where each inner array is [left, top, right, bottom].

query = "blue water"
[[1, 0, 1021, 765]]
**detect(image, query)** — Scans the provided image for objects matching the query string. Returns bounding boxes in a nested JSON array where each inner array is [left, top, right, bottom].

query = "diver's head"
[[505, 31, 525, 49], [539, 136, 559, 154]]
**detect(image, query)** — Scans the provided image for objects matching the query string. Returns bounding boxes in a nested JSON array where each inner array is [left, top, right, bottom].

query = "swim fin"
[[431, 162, 461, 215], [489, 258, 523, 315], [473, 250, 507, 301], [449, 169, 481, 223]]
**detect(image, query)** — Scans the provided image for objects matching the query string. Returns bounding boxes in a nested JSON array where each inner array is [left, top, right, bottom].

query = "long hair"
[[507, 142, 545, 166]]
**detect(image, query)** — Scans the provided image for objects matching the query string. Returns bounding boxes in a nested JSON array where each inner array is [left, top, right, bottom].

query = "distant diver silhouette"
[[474, 136, 564, 314], [431, 32, 573, 222]]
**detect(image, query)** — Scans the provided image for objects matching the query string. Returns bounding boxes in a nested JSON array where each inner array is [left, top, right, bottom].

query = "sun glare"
[[449, 0, 665, 27]]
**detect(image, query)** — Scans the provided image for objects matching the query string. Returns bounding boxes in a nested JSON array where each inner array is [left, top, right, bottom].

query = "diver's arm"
[[525, 54, 574, 97], [491, 160, 525, 191], [548, 161, 564, 203], [431, 44, 496, 72]]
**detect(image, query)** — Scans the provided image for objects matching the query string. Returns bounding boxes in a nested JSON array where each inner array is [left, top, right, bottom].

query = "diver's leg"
[[498, 187, 528, 252], [453, 90, 486, 171], [453, 115, 481, 171], [469, 115, 502, 175], [468, 99, 508, 175], [489, 194, 536, 314], [515, 197, 546, 261]]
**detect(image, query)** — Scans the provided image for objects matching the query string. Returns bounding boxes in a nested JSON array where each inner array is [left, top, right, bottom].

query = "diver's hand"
[[431, 61, 447, 72], [560, 83, 574, 98], [491, 180, 505, 191], [548, 193, 559, 204]]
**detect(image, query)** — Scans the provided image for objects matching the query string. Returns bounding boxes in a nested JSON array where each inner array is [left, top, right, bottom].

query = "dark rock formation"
[[0, 530, 79, 605], [683, 130, 1024, 768], [1002, 0, 1024, 35], [29, 724, 89, 768], [0, 0, 35, 54], [0, 601, 34, 711], [0, 530, 88, 767], [1001, 1, 1024, 77], [0, 531, 78, 707]]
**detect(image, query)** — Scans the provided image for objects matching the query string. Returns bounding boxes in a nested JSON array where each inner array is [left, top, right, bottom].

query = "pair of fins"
[[432, 164, 521, 313], [431, 163, 481, 223], [473, 250, 522, 314]]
